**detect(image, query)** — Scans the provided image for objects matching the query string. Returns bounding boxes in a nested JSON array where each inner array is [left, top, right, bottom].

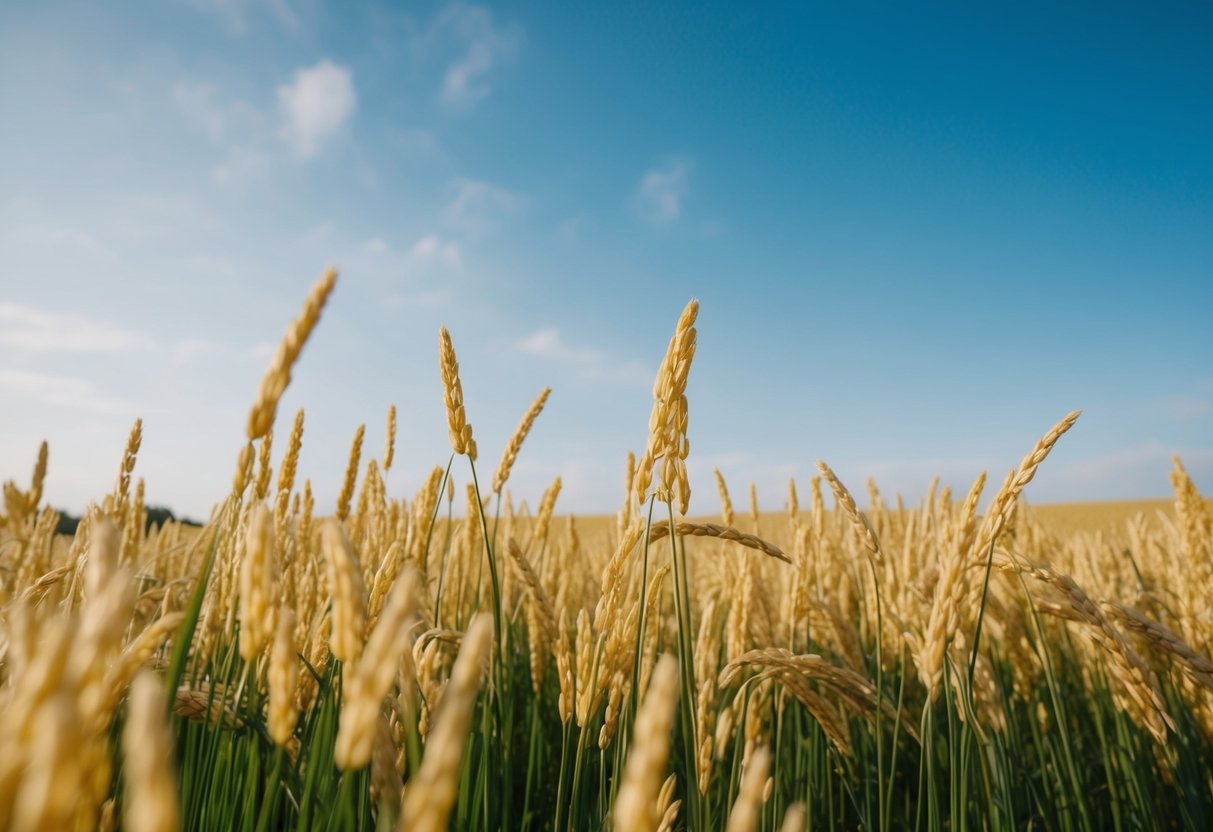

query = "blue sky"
[[1, 0, 1210, 519]]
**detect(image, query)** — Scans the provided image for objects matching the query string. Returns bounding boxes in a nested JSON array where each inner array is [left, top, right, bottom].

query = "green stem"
[[467, 456, 510, 830], [869, 559, 886, 832], [431, 455, 456, 628], [554, 722, 572, 831], [665, 500, 701, 830], [629, 496, 658, 731]]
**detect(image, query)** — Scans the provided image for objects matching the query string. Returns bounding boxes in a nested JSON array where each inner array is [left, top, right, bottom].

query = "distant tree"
[[146, 505, 177, 530], [53, 504, 201, 536], [55, 510, 80, 536]]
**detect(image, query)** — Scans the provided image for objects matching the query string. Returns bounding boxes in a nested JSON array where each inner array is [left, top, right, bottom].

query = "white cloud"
[[173, 82, 228, 141], [172, 81, 271, 182], [518, 329, 651, 385], [4, 194, 218, 258], [248, 342, 276, 361], [389, 128, 447, 162], [406, 234, 462, 269], [353, 232, 461, 309], [430, 4, 522, 110], [557, 217, 583, 241], [0, 220, 113, 263], [443, 178, 524, 236], [188, 0, 252, 34], [0, 304, 152, 353], [170, 338, 267, 365], [0, 369, 137, 414], [519, 329, 601, 363], [385, 289, 450, 307], [173, 81, 263, 144], [1171, 398, 1213, 421], [212, 148, 269, 184], [188, 0, 300, 36], [635, 159, 691, 223], [277, 60, 357, 158], [1054, 441, 1213, 490], [171, 338, 222, 363], [1145, 379, 1213, 422], [358, 233, 460, 278]]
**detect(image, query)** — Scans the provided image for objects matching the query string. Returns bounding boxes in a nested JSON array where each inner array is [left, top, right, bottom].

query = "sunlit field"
[[2, 272, 1211, 831]]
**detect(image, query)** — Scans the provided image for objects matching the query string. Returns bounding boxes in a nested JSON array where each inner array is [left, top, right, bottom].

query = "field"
[[1, 271, 1211, 831]]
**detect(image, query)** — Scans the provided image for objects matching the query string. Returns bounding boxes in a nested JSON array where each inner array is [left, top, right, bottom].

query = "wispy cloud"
[[0, 369, 137, 414], [556, 217, 583, 241], [1161, 396, 1213, 421], [518, 329, 602, 364], [169, 338, 270, 366], [1145, 379, 1213, 422], [635, 159, 691, 223], [517, 328, 651, 384], [0, 218, 113, 263], [358, 233, 462, 307], [0, 304, 152, 353], [171, 338, 222, 364], [187, 0, 300, 36], [860, 456, 996, 500], [277, 59, 357, 158], [385, 289, 450, 308], [444, 178, 525, 236], [406, 234, 462, 270], [1055, 440, 1213, 490], [172, 80, 271, 182], [387, 127, 447, 162], [360, 233, 461, 271], [428, 3, 523, 110], [173, 81, 230, 142]]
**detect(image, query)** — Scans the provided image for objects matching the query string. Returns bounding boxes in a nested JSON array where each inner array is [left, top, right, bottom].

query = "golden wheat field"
[[1, 270, 1211, 832]]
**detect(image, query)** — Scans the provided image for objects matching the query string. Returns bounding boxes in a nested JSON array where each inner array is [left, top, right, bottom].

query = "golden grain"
[[493, 387, 551, 494], [239, 503, 276, 660], [268, 606, 300, 747], [438, 327, 477, 460], [398, 614, 492, 832], [122, 671, 179, 832], [384, 404, 398, 472], [648, 520, 790, 563], [336, 570, 420, 770], [246, 269, 337, 441], [726, 745, 770, 832], [613, 654, 679, 832], [321, 520, 367, 663]]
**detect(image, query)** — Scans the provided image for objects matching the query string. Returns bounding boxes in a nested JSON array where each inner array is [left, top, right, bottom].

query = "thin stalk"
[[522, 695, 541, 830], [666, 500, 701, 829], [431, 455, 456, 628], [569, 723, 591, 831], [629, 495, 658, 730], [467, 456, 510, 829], [869, 559, 886, 832], [883, 647, 909, 832], [554, 722, 573, 831], [164, 523, 221, 710], [1016, 571, 1092, 832]]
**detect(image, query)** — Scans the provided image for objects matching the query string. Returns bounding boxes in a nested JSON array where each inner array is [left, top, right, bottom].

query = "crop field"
[[1, 271, 1211, 831]]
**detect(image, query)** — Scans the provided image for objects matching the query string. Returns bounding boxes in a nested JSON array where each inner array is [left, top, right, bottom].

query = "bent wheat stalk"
[[647, 520, 790, 563]]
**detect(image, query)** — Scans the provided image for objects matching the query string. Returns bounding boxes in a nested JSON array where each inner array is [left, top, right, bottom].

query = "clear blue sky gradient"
[[1, 0, 1210, 519]]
